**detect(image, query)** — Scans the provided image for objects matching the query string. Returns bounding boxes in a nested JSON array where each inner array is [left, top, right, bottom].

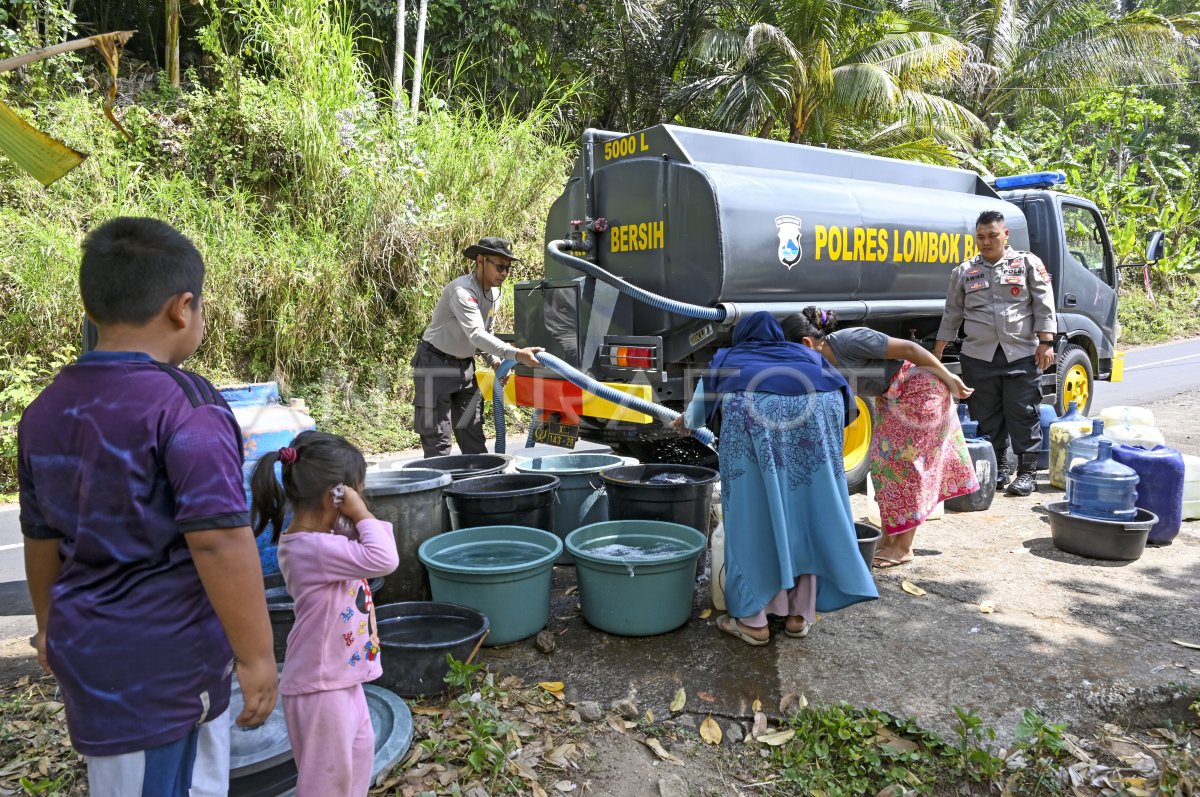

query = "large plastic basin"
[[443, 473, 559, 532], [515, 453, 626, 564], [375, 601, 489, 697], [418, 526, 562, 645], [566, 520, 706, 636]]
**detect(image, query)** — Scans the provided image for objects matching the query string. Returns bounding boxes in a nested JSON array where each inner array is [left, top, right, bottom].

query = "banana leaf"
[[0, 99, 85, 186]]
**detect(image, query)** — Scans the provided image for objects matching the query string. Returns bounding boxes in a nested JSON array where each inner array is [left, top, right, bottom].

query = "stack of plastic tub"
[[219, 382, 316, 575]]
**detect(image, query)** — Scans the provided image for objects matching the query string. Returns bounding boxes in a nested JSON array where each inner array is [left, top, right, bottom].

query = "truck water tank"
[[1182, 454, 1200, 521], [219, 382, 317, 575], [1037, 404, 1057, 471], [1111, 444, 1185, 545], [1064, 420, 1108, 502], [1067, 440, 1139, 521]]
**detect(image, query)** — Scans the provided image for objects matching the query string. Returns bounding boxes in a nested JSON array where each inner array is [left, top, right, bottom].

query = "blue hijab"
[[703, 312, 854, 425]]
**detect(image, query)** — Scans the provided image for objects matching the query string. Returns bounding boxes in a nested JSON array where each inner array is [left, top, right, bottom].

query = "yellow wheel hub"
[[844, 396, 872, 473], [1062, 364, 1090, 411]]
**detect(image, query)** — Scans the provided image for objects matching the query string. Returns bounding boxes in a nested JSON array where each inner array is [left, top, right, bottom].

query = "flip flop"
[[873, 555, 913, 569], [784, 619, 810, 639], [716, 615, 769, 646]]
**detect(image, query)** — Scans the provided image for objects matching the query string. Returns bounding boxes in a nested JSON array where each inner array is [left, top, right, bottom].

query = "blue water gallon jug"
[[1037, 404, 1057, 470], [1064, 419, 1108, 502], [945, 438, 997, 512], [956, 402, 979, 439], [219, 382, 317, 575], [1067, 440, 1139, 521], [1111, 444, 1185, 545]]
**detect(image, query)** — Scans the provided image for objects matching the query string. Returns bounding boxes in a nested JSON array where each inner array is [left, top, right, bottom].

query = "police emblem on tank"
[[774, 215, 803, 268]]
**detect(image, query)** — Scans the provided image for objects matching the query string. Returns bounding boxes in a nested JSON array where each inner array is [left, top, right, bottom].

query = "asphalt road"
[[1, 338, 1198, 646]]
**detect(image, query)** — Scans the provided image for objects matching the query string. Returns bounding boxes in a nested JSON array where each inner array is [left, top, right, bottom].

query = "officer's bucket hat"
[[463, 236, 521, 262]]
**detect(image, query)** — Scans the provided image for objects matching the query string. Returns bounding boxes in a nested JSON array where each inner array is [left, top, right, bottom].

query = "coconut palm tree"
[[673, 0, 985, 163], [900, 0, 1200, 125]]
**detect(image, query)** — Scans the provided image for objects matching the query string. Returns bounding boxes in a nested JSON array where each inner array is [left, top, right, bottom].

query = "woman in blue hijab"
[[674, 312, 878, 645]]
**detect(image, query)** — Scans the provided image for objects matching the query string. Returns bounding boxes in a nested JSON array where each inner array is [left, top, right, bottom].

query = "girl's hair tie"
[[279, 447, 297, 465], [819, 310, 828, 325]]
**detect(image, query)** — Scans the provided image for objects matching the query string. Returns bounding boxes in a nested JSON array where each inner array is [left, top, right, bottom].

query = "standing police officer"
[[411, 237, 543, 458], [933, 211, 1056, 496]]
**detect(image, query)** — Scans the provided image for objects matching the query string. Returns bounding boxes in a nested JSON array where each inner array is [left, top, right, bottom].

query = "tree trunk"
[[165, 0, 180, 86], [411, 0, 429, 115], [393, 0, 406, 116]]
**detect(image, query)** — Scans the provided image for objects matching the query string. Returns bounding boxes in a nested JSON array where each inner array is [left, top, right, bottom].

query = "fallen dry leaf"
[[699, 608, 712, 619], [531, 784, 549, 797], [1170, 639, 1200, 650], [607, 715, 627, 734], [645, 737, 683, 765], [539, 681, 566, 693], [979, 601, 995, 613], [757, 729, 796, 746], [669, 688, 686, 712], [871, 725, 920, 754], [554, 780, 576, 792], [901, 580, 926, 596], [644, 709, 654, 723], [752, 698, 762, 713], [697, 691, 716, 702], [700, 715, 722, 745], [411, 706, 443, 716]]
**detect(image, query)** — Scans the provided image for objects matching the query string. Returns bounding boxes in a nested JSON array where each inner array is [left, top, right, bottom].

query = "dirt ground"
[[1, 391, 1197, 796]]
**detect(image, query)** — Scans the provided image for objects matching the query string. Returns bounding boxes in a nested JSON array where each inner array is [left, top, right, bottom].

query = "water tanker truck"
[[501, 124, 1160, 486]]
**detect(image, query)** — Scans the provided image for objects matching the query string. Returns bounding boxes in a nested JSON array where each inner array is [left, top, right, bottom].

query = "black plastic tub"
[[444, 473, 560, 531], [1046, 501, 1158, 561], [855, 522, 883, 570], [266, 574, 385, 662], [600, 464, 719, 535], [375, 602, 490, 697], [401, 454, 509, 480]]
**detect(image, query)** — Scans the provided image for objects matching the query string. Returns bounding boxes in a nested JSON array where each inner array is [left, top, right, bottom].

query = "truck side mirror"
[[1145, 230, 1165, 264]]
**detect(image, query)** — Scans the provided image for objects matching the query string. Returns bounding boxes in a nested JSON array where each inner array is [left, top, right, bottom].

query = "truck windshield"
[[1062, 204, 1113, 285]]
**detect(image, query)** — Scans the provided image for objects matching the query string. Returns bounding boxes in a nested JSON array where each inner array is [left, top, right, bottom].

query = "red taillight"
[[613, 345, 655, 369]]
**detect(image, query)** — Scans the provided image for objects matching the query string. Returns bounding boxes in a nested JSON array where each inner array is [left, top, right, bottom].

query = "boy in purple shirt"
[[19, 217, 278, 797]]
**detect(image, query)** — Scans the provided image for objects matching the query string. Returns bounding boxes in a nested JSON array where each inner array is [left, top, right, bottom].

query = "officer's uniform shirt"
[[937, 246, 1056, 361], [421, 273, 518, 363]]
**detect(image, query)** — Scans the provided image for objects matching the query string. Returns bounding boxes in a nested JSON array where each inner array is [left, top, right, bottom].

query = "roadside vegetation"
[[2, 0, 1200, 493], [2, 658, 1197, 795]]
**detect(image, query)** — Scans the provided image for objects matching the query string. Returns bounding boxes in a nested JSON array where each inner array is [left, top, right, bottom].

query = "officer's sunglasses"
[[484, 258, 512, 272]]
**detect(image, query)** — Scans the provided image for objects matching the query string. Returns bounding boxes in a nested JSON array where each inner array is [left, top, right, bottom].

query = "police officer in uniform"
[[933, 210, 1056, 496], [412, 237, 544, 457]]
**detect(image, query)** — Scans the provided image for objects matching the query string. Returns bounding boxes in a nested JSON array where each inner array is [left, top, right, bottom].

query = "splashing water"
[[646, 472, 693, 485], [585, 541, 694, 577]]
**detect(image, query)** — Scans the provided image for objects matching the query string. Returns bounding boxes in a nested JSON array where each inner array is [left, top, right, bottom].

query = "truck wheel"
[[844, 395, 876, 494], [1055, 344, 1093, 415]]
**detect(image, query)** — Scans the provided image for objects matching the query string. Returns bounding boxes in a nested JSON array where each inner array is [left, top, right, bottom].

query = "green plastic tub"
[[417, 526, 562, 646], [566, 520, 706, 636], [515, 453, 626, 564]]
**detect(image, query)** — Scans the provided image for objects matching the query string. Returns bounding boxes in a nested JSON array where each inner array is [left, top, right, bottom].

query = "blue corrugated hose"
[[491, 353, 715, 454], [547, 240, 726, 322]]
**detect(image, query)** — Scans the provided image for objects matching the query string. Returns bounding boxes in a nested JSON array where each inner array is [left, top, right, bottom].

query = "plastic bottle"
[[956, 403, 979, 439], [1104, 423, 1166, 448], [1111, 444, 1185, 545], [1182, 454, 1200, 521], [710, 510, 726, 611], [1099, 405, 1155, 429], [1037, 404, 1058, 471], [1067, 440, 1139, 521], [1048, 401, 1092, 490], [1064, 419, 1108, 502]]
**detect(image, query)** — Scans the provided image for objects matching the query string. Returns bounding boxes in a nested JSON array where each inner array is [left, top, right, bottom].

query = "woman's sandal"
[[716, 615, 769, 646], [784, 619, 810, 639]]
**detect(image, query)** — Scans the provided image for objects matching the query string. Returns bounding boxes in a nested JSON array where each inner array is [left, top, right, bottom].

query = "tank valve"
[[569, 217, 608, 233]]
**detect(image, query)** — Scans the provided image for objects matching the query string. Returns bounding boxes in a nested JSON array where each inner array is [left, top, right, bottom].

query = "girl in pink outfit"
[[250, 431, 399, 797]]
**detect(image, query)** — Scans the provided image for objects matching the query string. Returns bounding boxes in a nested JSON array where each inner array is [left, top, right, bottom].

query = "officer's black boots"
[[1006, 454, 1039, 496], [995, 448, 1014, 489]]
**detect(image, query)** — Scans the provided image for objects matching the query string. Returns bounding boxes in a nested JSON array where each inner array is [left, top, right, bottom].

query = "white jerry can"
[[710, 505, 726, 612]]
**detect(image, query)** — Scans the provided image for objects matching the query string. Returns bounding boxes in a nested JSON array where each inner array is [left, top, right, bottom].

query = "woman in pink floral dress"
[[783, 308, 979, 568]]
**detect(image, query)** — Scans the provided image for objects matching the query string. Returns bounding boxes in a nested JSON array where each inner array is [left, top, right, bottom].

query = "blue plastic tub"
[[566, 520, 706, 637], [418, 526, 562, 646], [515, 453, 626, 564]]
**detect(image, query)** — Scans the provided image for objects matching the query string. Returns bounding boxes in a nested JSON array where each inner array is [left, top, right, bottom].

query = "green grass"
[[0, 1, 574, 489], [1117, 275, 1200, 345]]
